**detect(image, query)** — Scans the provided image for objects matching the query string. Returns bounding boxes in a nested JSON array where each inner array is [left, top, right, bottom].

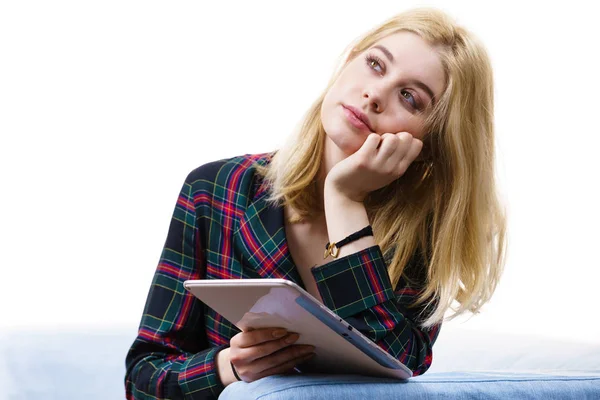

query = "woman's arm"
[[125, 169, 228, 400], [316, 186, 441, 376]]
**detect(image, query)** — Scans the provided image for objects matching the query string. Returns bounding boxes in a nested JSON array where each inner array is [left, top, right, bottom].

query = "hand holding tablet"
[[183, 278, 412, 379]]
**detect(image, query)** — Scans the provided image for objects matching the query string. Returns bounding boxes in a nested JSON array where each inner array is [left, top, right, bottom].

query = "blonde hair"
[[254, 7, 507, 328]]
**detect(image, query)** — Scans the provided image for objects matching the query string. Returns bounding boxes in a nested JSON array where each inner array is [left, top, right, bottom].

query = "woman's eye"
[[400, 90, 420, 110], [365, 54, 422, 111], [365, 55, 384, 73]]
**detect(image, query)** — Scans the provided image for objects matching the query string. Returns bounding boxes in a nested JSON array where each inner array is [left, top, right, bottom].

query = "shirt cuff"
[[311, 245, 395, 319], [178, 345, 227, 399]]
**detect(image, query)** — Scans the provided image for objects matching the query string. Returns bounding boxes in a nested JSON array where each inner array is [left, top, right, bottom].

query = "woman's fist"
[[325, 132, 423, 202]]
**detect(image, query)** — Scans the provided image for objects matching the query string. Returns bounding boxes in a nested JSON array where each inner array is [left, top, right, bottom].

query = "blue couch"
[[1, 326, 599, 399]]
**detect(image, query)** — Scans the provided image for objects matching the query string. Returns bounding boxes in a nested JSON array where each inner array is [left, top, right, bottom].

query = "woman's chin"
[[324, 131, 362, 157]]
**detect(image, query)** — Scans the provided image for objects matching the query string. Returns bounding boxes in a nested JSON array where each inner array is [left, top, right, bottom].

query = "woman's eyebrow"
[[372, 44, 437, 107], [373, 44, 395, 63]]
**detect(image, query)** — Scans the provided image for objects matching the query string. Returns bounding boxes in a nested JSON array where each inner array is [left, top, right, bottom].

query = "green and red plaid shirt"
[[125, 152, 441, 399]]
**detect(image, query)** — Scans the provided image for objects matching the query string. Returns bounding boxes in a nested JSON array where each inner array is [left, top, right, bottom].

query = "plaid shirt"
[[125, 152, 441, 399]]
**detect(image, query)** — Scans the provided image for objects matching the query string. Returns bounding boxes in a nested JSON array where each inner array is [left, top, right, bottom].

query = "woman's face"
[[321, 31, 446, 156]]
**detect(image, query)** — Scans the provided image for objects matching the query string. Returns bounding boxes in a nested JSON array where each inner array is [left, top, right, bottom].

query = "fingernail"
[[284, 333, 299, 344], [273, 329, 287, 338]]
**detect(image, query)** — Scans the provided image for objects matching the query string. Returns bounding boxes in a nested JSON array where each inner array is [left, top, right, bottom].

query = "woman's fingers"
[[377, 133, 404, 166], [249, 343, 315, 374], [256, 351, 316, 380], [374, 132, 422, 173], [357, 133, 383, 155], [229, 328, 316, 381], [230, 328, 288, 349], [234, 332, 300, 363], [396, 136, 423, 175]]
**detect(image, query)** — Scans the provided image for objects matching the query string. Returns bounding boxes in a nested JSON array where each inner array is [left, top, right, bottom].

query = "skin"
[[320, 30, 446, 203], [216, 31, 446, 386]]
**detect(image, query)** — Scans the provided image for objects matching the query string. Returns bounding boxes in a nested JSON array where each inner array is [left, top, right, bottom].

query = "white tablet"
[[183, 278, 412, 379]]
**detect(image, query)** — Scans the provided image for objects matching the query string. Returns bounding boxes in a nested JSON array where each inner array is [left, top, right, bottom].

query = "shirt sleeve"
[[311, 244, 441, 376], [125, 169, 226, 400]]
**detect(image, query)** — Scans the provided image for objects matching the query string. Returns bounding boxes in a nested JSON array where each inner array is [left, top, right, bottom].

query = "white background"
[[1, 1, 599, 344]]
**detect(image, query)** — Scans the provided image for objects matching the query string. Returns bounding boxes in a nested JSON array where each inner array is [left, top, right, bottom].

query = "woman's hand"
[[326, 132, 423, 203], [222, 328, 315, 383]]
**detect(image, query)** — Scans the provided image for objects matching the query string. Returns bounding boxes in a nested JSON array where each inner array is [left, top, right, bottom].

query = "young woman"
[[125, 7, 507, 399]]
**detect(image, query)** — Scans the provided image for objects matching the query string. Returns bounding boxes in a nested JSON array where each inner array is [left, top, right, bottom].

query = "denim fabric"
[[3, 328, 600, 399], [219, 371, 600, 400]]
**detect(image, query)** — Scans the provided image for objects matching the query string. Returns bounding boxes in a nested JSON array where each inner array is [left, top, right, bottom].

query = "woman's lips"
[[342, 106, 372, 132]]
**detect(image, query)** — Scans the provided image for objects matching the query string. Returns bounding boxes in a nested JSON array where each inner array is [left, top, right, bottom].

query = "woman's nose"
[[363, 90, 383, 113]]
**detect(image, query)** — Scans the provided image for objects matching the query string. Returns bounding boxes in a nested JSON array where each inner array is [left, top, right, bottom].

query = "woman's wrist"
[[215, 347, 237, 387], [323, 185, 376, 258], [324, 174, 369, 204]]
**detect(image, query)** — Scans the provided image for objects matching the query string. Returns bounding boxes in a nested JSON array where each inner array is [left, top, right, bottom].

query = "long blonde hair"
[[254, 7, 507, 328]]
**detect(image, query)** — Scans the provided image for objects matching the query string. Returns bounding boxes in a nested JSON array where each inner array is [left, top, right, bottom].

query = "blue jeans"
[[219, 371, 600, 399]]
